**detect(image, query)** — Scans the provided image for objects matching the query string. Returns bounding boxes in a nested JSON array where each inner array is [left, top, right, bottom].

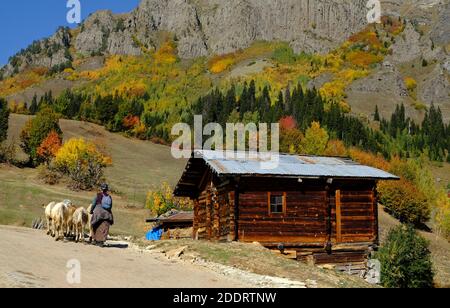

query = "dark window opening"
[[270, 195, 284, 214]]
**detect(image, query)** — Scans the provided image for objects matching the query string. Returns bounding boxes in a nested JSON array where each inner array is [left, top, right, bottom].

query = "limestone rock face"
[[419, 64, 450, 109], [130, 0, 369, 58], [75, 11, 115, 56], [389, 23, 422, 63], [431, 2, 450, 46]]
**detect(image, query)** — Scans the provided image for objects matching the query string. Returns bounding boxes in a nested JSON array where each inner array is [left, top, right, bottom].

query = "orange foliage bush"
[[279, 116, 297, 131], [123, 115, 140, 130], [349, 148, 391, 171], [378, 179, 430, 225], [347, 51, 383, 68], [349, 29, 382, 50], [37, 131, 62, 163], [324, 139, 348, 157]]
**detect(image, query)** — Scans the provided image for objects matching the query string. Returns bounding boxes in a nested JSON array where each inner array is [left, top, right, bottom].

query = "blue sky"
[[0, 0, 141, 66]]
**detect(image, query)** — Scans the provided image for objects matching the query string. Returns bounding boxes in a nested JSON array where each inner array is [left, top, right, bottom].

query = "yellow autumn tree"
[[404, 77, 417, 91], [154, 41, 178, 65], [300, 121, 329, 155], [54, 138, 112, 190], [324, 139, 348, 157], [209, 54, 236, 74], [435, 193, 450, 239], [146, 182, 193, 217]]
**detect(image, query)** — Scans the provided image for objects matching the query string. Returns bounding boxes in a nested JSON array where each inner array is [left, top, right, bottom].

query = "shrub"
[[153, 41, 177, 65], [280, 127, 304, 154], [20, 108, 62, 166], [378, 179, 430, 225], [279, 116, 297, 131], [272, 46, 298, 64], [37, 164, 62, 185], [54, 138, 112, 190], [299, 121, 329, 155], [434, 192, 450, 239], [377, 225, 434, 288], [37, 131, 62, 164], [146, 182, 193, 217], [404, 77, 417, 92], [209, 54, 236, 74], [346, 50, 383, 68], [324, 139, 348, 157], [349, 148, 391, 171], [0, 141, 16, 164]]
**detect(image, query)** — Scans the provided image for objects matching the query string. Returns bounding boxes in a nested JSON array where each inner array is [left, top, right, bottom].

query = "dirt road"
[[0, 226, 249, 288]]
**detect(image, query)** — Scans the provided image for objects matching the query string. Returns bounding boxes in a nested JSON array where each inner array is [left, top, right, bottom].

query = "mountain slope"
[[7, 114, 186, 202], [0, 0, 448, 124]]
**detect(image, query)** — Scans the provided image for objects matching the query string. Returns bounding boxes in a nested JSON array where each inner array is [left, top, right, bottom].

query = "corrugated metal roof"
[[159, 212, 194, 222], [146, 212, 194, 223], [193, 150, 399, 180]]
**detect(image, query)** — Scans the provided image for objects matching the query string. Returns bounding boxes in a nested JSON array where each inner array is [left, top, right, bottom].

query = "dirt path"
[[0, 226, 250, 288]]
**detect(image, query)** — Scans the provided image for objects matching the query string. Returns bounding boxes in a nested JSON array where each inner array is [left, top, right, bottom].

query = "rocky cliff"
[[128, 0, 369, 58], [2, 0, 371, 77], [1, 0, 448, 121]]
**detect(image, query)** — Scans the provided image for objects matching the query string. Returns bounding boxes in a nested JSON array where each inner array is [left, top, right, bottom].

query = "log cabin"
[[174, 150, 399, 267]]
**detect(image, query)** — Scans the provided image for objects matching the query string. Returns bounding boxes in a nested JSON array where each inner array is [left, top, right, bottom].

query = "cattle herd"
[[44, 200, 91, 242]]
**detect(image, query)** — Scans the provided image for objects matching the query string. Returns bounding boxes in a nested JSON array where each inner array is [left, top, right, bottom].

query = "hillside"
[[0, 114, 186, 236], [0, 0, 448, 124]]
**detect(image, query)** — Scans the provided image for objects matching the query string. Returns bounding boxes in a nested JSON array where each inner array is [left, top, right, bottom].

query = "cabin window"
[[268, 192, 286, 214]]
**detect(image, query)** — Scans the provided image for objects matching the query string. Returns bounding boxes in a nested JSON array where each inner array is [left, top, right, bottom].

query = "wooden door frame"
[[335, 189, 343, 243]]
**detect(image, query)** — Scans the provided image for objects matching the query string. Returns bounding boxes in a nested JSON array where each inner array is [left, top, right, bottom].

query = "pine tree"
[[284, 85, 292, 114], [374, 105, 380, 122], [260, 86, 271, 123], [239, 82, 249, 119], [223, 85, 237, 126], [0, 98, 10, 143], [248, 80, 256, 111], [29, 94, 39, 115]]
